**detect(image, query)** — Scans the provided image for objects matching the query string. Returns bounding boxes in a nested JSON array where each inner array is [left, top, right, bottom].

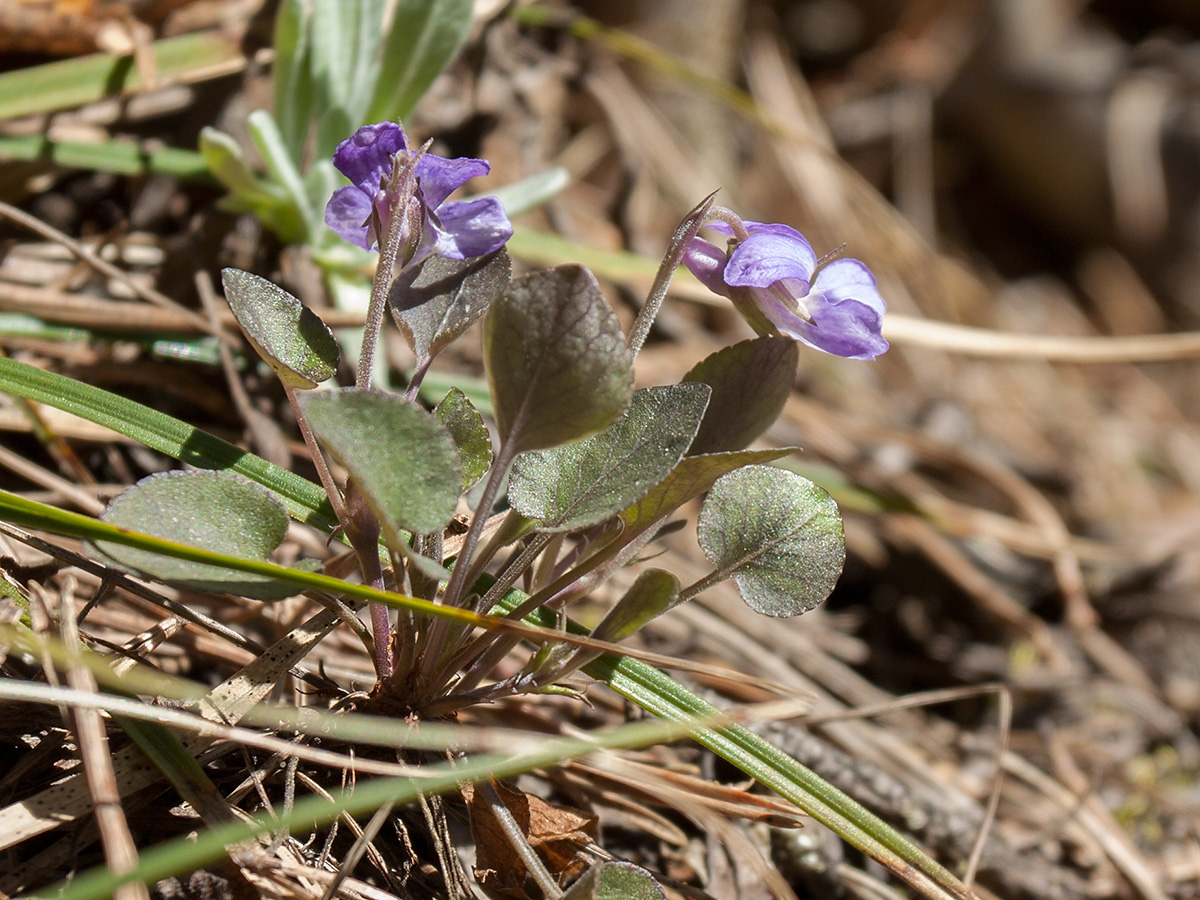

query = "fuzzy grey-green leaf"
[[483, 265, 633, 453], [390, 250, 511, 365], [221, 268, 338, 388], [94, 470, 293, 599], [683, 336, 797, 455], [509, 383, 709, 532], [299, 389, 461, 538], [434, 387, 493, 490], [697, 465, 844, 617]]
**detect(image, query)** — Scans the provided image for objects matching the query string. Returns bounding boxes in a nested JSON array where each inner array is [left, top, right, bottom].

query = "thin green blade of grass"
[[43, 712, 705, 900], [0, 360, 964, 897], [0, 134, 210, 179], [0, 356, 336, 531], [0, 31, 244, 121]]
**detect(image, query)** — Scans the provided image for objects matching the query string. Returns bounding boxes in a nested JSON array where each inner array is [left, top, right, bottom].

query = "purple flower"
[[325, 122, 513, 261], [684, 221, 888, 360]]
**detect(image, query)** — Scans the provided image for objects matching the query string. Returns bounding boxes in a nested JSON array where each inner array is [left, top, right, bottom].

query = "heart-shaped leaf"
[[434, 387, 492, 491], [389, 250, 512, 367], [697, 465, 844, 617], [92, 470, 292, 599], [221, 268, 338, 389], [683, 336, 797, 455], [508, 383, 709, 532], [299, 389, 461, 540], [483, 265, 633, 453]]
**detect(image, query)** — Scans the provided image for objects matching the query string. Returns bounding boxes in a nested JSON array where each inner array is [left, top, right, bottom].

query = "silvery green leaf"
[[390, 250, 511, 367], [299, 389, 461, 540], [487, 167, 569, 217], [697, 466, 844, 617], [508, 383, 709, 532], [683, 336, 797, 455], [367, 0, 474, 123], [561, 861, 667, 900], [93, 470, 292, 599], [434, 387, 492, 490], [221, 268, 338, 389], [483, 265, 633, 453]]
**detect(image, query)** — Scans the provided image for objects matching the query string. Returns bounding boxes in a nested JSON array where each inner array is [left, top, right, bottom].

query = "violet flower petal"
[[332, 122, 408, 189], [763, 291, 888, 360], [811, 258, 886, 315], [416, 155, 492, 208], [325, 185, 375, 250], [423, 197, 514, 260], [723, 227, 817, 290], [682, 236, 733, 297]]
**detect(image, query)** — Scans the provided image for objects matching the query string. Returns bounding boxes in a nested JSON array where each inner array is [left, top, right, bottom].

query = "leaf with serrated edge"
[[509, 383, 709, 532], [697, 466, 844, 617], [390, 250, 511, 365], [221, 268, 338, 389], [299, 389, 461, 540], [435, 387, 492, 490], [93, 470, 292, 599], [683, 336, 797, 455], [483, 265, 633, 453]]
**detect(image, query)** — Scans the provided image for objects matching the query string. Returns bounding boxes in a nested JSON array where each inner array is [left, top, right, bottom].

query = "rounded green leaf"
[[508, 383, 709, 532], [483, 265, 634, 453], [221, 268, 338, 389], [93, 470, 292, 599], [697, 465, 844, 617], [389, 250, 511, 365], [299, 389, 461, 538], [562, 861, 666, 900], [683, 336, 797, 455], [434, 387, 493, 491]]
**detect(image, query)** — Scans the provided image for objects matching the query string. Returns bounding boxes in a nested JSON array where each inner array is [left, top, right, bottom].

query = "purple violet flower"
[[683, 221, 888, 360], [325, 121, 513, 261]]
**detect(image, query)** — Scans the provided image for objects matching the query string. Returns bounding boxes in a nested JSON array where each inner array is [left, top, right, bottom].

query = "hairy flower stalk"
[[322, 121, 513, 676], [683, 206, 889, 360]]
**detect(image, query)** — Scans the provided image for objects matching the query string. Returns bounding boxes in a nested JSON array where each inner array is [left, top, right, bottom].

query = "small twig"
[[59, 576, 150, 900], [0, 199, 219, 337], [479, 779, 564, 899]]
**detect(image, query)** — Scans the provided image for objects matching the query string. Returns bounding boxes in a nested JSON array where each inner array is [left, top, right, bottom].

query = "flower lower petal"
[[325, 186, 374, 250], [811, 258, 886, 315], [768, 294, 888, 360], [422, 197, 513, 260]]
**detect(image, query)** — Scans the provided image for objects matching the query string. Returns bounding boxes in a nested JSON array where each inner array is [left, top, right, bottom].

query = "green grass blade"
[[0, 135, 210, 178], [47, 713, 700, 900], [0, 31, 244, 121], [0, 356, 335, 531], [0, 359, 964, 897]]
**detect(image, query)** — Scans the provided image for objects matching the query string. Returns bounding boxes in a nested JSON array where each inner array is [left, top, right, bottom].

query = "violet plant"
[[0, 111, 973, 898], [99, 117, 884, 715]]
